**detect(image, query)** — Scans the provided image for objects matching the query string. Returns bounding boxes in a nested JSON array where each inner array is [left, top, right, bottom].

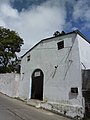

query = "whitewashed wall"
[[20, 33, 82, 101], [19, 33, 85, 118], [0, 73, 20, 97], [77, 34, 90, 69]]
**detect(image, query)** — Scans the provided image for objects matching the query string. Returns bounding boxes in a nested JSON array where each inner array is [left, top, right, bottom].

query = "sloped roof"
[[21, 30, 90, 58]]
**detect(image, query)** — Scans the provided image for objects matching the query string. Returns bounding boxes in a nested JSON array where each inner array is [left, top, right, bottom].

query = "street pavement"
[[0, 93, 71, 120]]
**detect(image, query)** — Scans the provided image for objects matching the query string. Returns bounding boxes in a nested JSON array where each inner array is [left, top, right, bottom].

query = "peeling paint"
[[40, 102, 84, 119]]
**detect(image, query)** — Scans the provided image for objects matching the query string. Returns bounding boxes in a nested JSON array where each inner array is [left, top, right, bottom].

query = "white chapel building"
[[18, 30, 90, 119]]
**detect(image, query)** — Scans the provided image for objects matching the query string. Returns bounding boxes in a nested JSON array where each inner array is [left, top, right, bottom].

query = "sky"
[[0, 0, 90, 56]]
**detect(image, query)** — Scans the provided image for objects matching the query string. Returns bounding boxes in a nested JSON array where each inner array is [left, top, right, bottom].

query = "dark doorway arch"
[[31, 69, 44, 100]]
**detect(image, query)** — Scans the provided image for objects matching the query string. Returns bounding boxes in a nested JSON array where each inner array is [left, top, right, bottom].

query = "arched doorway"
[[31, 69, 44, 100]]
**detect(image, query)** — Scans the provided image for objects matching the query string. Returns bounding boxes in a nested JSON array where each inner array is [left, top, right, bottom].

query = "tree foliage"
[[0, 27, 23, 73]]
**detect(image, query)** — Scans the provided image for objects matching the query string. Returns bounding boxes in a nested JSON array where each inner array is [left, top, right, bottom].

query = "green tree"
[[0, 27, 24, 73]]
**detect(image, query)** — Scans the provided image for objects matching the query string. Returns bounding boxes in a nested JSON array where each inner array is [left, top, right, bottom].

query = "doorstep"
[[26, 99, 43, 108]]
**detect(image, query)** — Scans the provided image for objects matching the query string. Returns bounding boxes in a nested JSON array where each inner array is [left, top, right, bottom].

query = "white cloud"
[[64, 0, 90, 32], [0, 0, 67, 56], [0, 4, 18, 18], [73, 0, 90, 22], [0, 19, 6, 27]]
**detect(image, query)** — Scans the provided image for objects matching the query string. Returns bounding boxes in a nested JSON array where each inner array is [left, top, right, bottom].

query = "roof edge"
[[21, 30, 90, 58], [74, 30, 90, 43]]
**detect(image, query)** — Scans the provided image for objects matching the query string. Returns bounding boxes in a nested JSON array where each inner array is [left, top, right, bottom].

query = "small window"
[[27, 55, 30, 61], [57, 41, 64, 50], [71, 87, 78, 93]]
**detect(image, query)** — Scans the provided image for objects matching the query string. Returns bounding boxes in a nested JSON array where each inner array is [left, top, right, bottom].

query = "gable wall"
[[19, 33, 82, 107]]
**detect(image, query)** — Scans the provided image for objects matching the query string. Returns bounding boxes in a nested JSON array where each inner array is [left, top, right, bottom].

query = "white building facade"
[[19, 30, 90, 119]]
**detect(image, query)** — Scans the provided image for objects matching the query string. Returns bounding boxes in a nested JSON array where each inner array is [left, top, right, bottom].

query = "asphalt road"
[[0, 93, 71, 120]]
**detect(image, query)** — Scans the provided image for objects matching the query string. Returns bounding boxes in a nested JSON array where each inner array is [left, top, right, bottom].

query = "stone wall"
[[0, 73, 20, 97]]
